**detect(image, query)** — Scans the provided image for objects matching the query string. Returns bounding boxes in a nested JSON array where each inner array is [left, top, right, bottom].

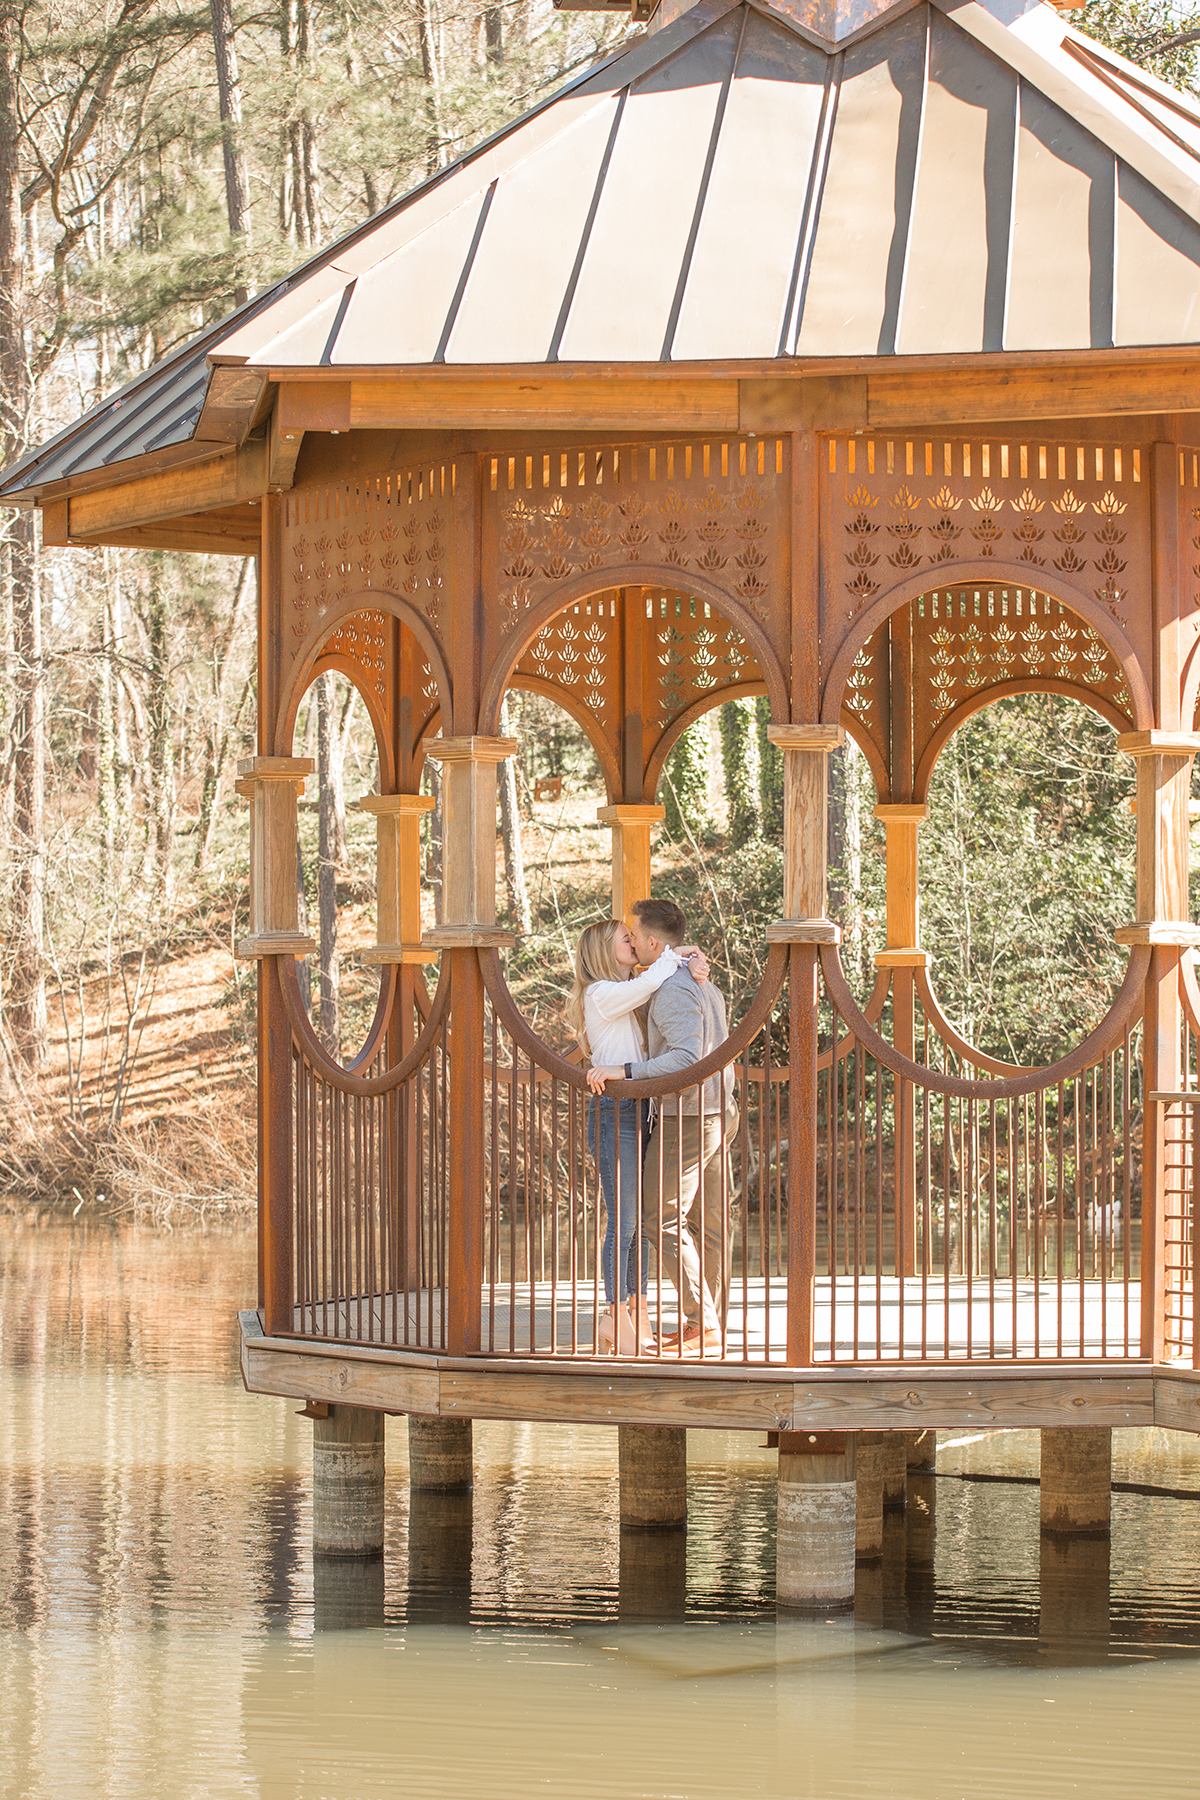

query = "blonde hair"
[[565, 919, 627, 1056]]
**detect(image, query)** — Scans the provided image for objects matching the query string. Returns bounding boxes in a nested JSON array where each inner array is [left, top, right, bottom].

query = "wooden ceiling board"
[[796, 9, 927, 356], [894, 13, 1016, 354], [1114, 164, 1200, 347], [444, 96, 621, 363], [1005, 86, 1112, 352], [557, 9, 743, 361], [671, 10, 828, 360], [332, 190, 491, 364]]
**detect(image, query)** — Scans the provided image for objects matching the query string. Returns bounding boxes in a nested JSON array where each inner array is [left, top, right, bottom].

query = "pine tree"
[[719, 699, 758, 847]]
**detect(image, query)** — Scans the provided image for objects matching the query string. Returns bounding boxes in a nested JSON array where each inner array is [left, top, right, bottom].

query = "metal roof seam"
[[320, 283, 357, 366], [784, 46, 843, 355], [548, 88, 630, 362], [661, 2, 749, 361], [432, 184, 498, 364]]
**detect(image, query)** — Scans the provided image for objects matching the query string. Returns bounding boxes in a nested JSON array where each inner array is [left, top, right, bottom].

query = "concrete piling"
[[1040, 1427, 1112, 1536], [881, 1433, 908, 1512], [776, 1433, 857, 1612], [618, 1425, 688, 1530], [312, 1405, 385, 1558], [408, 1416, 473, 1492], [855, 1431, 885, 1565]]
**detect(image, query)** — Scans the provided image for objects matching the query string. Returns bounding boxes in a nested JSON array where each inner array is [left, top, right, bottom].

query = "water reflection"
[[5, 1220, 1200, 1799]]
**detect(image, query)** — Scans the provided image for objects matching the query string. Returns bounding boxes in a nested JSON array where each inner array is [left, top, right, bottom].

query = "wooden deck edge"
[[237, 1314, 1194, 1431]]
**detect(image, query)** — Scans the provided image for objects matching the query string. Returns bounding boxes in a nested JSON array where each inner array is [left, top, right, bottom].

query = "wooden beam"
[[275, 375, 743, 433], [196, 365, 270, 444], [62, 438, 268, 537], [268, 402, 304, 489], [866, 363, 1200, 428], [58, 506, 262, 555]]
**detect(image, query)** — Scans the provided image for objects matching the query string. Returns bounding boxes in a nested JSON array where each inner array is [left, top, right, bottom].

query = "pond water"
[[4, 1219, 1200, 1799]]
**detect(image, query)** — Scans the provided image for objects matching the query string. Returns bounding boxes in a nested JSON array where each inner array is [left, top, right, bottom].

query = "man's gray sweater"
[[627, 965, 733, 1116]]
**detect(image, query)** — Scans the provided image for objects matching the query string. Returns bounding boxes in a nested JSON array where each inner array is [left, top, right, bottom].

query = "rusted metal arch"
[[478, 942, 789, 1097], [279, 955, 451, 1095], [820, 942, 1152, 1100]]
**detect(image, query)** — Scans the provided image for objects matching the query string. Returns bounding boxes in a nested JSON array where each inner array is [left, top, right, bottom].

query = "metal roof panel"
[[558, 9, 743, 361], [671, 9, 827, 359], [1005, 85, 1111, 351]]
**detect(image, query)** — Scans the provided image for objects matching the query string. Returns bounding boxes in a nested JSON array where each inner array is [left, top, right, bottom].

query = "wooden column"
[[766, 724, 843, 1367], [1115, 730, 1200, 1358], [235, 757, 317, 958], [874, 803, 929, 1281], [422, 736, 516, 1355], [596, 803, 664, 921], [358, 793, 437, 965]]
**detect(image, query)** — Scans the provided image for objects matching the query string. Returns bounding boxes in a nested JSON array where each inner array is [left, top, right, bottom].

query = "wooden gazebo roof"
[[6, 0, 1200, 510]]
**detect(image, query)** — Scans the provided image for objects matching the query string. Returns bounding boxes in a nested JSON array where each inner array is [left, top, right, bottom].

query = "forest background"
[[0, 0, 1193, 1219]]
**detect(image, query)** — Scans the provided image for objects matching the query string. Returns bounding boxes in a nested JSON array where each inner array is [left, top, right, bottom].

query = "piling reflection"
[[313, 1553, 386, 1631], [1039, 1535, 1111, 1662], [406, 1492, 474, 1624], [618, 1528, 687, 1622]]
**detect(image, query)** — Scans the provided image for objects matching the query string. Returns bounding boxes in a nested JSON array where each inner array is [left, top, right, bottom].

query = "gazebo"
[[9, 0, 1200, 1604]]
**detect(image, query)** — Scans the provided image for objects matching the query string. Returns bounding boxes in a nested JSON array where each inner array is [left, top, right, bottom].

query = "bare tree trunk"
[[209, 0, 251, 301], [196, 557, 252, 871], [417, 0, 443, 177], [497, 694, 530, 933], [0, 3, 46, 1069], [143, 556, 175, 899], [484, 5, 503, 66], [316, 672, 340, 1055]]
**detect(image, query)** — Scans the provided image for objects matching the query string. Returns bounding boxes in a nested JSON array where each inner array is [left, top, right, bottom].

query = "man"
[[587, 896, 738, 1354]]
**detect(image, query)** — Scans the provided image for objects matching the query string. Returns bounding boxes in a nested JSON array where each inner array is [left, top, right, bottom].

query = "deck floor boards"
[[295, 1276, 1143, 1362]]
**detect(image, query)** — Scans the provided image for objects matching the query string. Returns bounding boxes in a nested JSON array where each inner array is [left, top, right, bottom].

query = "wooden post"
[[312, 1405, 385, 1558], [618, 1425, 687, 1530], [359, 793, 438, 965], [596, 803, 664, 920], [236, 756, 314, 1335], [776, 1431, 857, 1612], [1115, 730, 1200, 1358], [874, 802, 929, 1281], [765, 724, 843, 1367], [1040, 1427, 1111, 1536], [421, 736, 518, 950]]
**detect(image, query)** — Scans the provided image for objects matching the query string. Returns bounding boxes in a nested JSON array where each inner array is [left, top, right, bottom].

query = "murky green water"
[[4, 1219, 1200, 1798]]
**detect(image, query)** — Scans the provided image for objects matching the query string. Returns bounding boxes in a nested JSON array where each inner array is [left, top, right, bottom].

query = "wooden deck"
[[239, 1301, 1200, 1437], [292, 1275, 1142, 1363]]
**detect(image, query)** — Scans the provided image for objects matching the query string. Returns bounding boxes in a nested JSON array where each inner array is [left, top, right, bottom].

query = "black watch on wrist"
[[624, 1062, 633, 1080]]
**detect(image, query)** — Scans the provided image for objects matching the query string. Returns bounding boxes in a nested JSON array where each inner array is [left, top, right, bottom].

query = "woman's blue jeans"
[[588, 1096, 650, 1304]]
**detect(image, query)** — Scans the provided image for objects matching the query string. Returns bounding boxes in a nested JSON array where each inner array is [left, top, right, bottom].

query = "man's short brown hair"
[[631, 897, 687, 945]]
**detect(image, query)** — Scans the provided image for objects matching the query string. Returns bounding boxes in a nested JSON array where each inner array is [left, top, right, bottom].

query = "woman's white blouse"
[[584, 949, 684, 1068]]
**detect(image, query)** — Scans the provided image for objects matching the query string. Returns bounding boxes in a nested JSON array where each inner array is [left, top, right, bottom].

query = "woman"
[[566, 919, 708, 1355]]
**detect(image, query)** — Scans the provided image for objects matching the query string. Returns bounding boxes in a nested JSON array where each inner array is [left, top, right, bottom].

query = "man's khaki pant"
[[642, 1104, 739, 1332]]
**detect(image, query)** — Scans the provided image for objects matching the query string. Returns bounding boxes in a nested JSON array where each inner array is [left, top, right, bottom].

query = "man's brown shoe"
[[657, 1325, 724, 1355]]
